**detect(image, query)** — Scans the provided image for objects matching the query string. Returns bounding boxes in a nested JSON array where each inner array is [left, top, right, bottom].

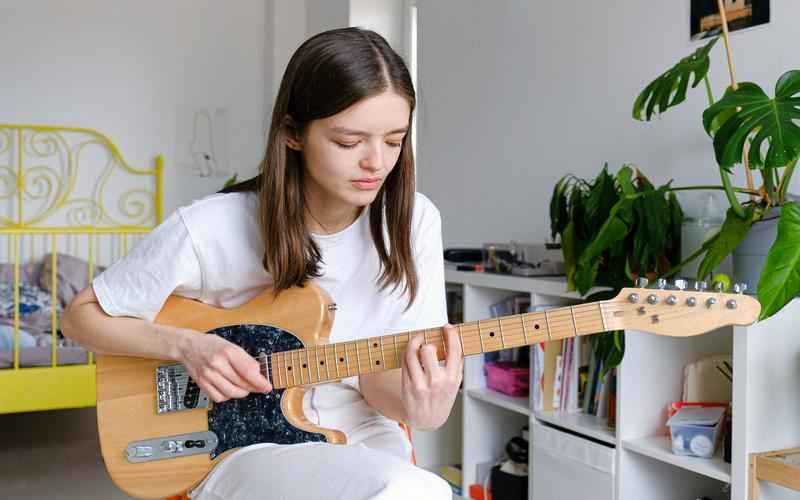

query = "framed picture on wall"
[[690, 0, 770, 40]]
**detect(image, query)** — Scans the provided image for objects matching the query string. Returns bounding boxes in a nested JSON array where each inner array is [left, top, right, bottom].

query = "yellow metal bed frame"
[[0, 124, 163, 414]]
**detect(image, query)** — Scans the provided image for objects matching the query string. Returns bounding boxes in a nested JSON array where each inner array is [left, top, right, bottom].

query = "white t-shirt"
[[92, 190, 448, 448]]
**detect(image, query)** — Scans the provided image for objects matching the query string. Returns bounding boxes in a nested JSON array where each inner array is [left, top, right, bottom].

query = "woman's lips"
[[352, 178, 381, 190]]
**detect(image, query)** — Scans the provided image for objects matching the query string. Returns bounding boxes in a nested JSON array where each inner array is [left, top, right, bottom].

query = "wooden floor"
[[0, 407, 131, 499]]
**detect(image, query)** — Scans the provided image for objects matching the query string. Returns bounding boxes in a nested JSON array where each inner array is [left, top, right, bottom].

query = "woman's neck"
[[304, 201, 363, 235]]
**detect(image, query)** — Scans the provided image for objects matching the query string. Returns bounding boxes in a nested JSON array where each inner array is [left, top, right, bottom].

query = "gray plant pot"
[[732, 207, 781, 294]]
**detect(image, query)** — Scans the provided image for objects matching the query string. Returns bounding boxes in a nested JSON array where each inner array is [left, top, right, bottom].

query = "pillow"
[[38, 253, 105, 307], [0, 282, 62, 318], [0, 260, 42, 287]]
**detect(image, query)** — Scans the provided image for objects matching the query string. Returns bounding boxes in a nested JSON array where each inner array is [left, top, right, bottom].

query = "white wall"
[[350, 0, 407, 59], [416, 0, 800, 247], [0, 0, 267, 216]]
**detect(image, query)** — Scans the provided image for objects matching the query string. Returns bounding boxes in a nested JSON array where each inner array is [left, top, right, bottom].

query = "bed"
[[0, 124, 162, 414]]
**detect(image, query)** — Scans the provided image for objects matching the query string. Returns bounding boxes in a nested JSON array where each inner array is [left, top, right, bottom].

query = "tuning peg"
[[694, 280, 708, 291], [733, 283, 748, 294], [656, 278, 668, 289], [636, 277, 649, 288], [713, 281, 725, 292], [673, 279, 687, 291]]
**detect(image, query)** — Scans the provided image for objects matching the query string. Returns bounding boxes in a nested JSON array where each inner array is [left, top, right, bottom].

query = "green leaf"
[[550, 176, 571, 241], [757, 202, 800, 319], [617, 165, 636, 196], [585, 166, 618, 231], [575, 196, 636, 294], [697, 206, 756, 280], [562, 220, 578, 290], [702, 70, 800, 171], [633, 36, 719, 121]]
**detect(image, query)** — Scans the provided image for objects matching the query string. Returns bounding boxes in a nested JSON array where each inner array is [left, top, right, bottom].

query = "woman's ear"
[[282, 116, 303, 151]]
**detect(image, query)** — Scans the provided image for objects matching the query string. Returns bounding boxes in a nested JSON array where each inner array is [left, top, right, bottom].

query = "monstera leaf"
[[703, 70, 800, 171], [757, 202, 800, 319], [633, 36, 718, 121]]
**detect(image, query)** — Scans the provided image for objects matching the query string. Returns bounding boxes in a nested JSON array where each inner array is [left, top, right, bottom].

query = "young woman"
[[62, 27, 461, 499]]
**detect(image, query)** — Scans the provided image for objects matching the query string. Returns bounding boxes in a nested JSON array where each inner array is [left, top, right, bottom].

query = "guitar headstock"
[[606, 279, 760, 337]]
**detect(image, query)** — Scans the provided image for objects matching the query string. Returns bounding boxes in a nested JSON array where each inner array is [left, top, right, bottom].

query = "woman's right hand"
[[177, 331, 272, 403]]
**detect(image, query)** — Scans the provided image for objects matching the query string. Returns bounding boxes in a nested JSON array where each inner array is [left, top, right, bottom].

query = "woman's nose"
[[359, 142, 384, 171]]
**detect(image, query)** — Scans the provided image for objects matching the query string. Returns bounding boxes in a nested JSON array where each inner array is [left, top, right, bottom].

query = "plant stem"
[[703, 75, 715, 106], [778, 158, 798, 202], [720, 167, 747, 217], [668, 185, 759, 196]]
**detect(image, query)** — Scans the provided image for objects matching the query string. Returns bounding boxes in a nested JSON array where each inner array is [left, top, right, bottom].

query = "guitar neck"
[[268, 300, 615, 389]]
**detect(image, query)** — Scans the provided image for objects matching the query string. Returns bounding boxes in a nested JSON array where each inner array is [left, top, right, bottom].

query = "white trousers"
[[189, 382, 453, 500]]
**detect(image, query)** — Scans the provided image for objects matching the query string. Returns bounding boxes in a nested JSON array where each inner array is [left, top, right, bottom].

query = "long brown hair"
[[224, 27, 418, 307]]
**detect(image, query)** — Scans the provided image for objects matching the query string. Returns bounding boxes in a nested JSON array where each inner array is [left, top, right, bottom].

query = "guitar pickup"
[[156, 363, 210, 414]]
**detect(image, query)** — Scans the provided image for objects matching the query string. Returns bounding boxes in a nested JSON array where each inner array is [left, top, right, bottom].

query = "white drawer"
[[531, 421, 615, 500]]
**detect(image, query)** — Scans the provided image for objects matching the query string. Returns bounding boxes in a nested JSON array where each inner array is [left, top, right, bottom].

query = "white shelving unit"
[[442, 269, 800, 500]]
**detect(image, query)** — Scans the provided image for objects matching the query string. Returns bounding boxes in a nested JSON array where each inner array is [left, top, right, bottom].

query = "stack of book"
[[530, 306, 617, 423]]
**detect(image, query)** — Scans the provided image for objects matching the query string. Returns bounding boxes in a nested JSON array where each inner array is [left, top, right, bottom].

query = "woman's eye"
[[335, 142, 358, 149], [387, 142, 402, 148]]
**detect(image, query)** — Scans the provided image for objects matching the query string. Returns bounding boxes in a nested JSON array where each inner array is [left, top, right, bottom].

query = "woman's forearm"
[[61, 285, 190, 361], [359, 370, 409, 423]]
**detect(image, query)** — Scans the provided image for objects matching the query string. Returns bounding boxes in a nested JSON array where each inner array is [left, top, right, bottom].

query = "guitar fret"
[[544, 310, 552, 341], [379, 337, 386, 370], [457, 324, 466, 356], [315, 347, 321, 383], [477, 320, 486, 352], [306, 349, 313, 383], [276, 353, 283, 389], [345, 342, 352, 377], [498, 319, 506, 349], [366, 340, 374, 372], [599, 303, 608, 331], [393, 334, 400, 368], [520, 315, 529, 345], [333, 344, 340, 379], [441, 328, 447, 358], [569, 306, 578, 337], [355, 341, 361, 375]]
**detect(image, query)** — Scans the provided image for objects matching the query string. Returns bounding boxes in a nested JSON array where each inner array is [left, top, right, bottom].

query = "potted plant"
[[632, 15, 800, 321]]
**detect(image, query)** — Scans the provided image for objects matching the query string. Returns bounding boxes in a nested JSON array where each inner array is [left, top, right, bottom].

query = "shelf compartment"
[[534, 410, 617, 446], [466, 387, 530, 416], [622, 435, 731, 483]]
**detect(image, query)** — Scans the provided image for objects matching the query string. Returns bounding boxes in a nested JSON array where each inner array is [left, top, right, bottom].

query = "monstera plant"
[[551, 29, 800, 374], [633, 34, 800, 321]]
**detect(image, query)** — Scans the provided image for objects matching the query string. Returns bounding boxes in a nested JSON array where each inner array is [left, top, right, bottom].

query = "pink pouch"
[[485, 361, 529, 397]]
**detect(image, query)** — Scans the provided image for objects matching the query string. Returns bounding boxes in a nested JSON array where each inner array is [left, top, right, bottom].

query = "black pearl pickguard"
[[206, 324, 326, 459]]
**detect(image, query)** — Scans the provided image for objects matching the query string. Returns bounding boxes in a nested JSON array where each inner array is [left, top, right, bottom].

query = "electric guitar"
[[96, 280, 760, 498]]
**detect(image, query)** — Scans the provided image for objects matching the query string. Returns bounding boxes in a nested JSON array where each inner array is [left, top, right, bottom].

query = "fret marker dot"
[[319, 361, 325, 365], [535, 324, 540, 329], [302, 364, 307, 368], [375, 360, 380, 365], [373, 342, 378, 348], [287, 367, 292, 371], [489, 332, 495, 337], [339, 357, 344, 362]]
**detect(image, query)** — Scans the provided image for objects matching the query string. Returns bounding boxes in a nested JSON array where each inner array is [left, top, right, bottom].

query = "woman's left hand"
[[401, 324, 464, 431]]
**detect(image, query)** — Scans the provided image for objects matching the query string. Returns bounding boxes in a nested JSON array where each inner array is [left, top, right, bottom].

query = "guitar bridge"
[[156, 363, 210, 414]]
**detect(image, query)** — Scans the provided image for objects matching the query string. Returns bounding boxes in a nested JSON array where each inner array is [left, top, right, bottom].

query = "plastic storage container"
[[485, 361, 529, 397], [666, 405, 725, 458]]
